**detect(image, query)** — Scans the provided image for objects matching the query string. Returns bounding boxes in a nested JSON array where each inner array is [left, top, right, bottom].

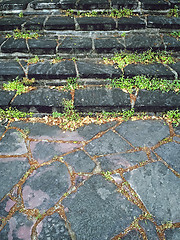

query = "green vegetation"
[[165, 109, 180, 126], [6, 28, 40, 40], [107, 75, 180, 94], [102, 171, 113, 181], [18, 12, 24, 18], [65, 77, 78, 90], [168, 5, 179, 17], [104, 50, 177, 70], [27, 55, 40, 64], [0, 107, 33, 119], [170, 31, 180, 39]]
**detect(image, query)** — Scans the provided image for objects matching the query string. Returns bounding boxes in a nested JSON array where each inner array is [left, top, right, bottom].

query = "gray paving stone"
[[77, 0, 110, 10], [30, 0, 59, 9], [0, 90, 15, 106], [125, 33, 164, 50], [125, 162, 180, 224], [124, 63, 175, 79], [85, 130, 132, 156], [115, 120, 170, 147], [98, 151, 148, 171], [12, 88, 71, 107], [0, 37, 6, 45], [0, 17, 25, 31], [77, 61, 122, 78], [0, 129, 27, 155], [38, 213, 71, 240], [94, 37, 125, 53], [147, 16, 180, 29], [0, 196, 16, 217], [118, 17, 146, 30], [141, 0, 169, 10], [155, 142, 180, 173], [57, 0, 76, 9], [77, 121, 116, 140], [0, 0, 32, 10], [0, 124, 6, 136], [22, 161, 70, 211], [28, 60, 76, 79], [74, 87, 130, 108], [169, 0, 180, 7], [0, 157, 29, 199], [63, 175, 142, 239], [135, 90, 180, 109], [139, 220, 159, 240], [63, 150, 95, 172], [24, 16, 46, 30], [58, 36, 92, 54], [76, 17, 116, 31], [174, 125, 180, 135], [111, 0, 138, 9], [45, 16, 75, 30], [165, 228, 180, 240], [28, 38, 57, 54], [121, 230, 143, 239], [163, 35, 180, 51], [1, 38, 28, 53], [0, 61, 25, 80], [169, 62, 180, 77]]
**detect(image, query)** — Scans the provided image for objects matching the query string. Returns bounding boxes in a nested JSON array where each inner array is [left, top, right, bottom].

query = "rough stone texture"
[[111, 0, 138, 9], [141, 0, 169, 10], [115, 120, 170, 147], [24, 16, 46, 30], [76, 17, 116, 31], [163, 35, 180, 51], [63, 175, 141, 239], [0, 61, 25, 80], [124, 63, 175, 79], [57, 0, 76, 9], [0, 17, 25, 30], [0, 0, 32, 10], [0, 90, 15, 106], [58, 36, 92, 54], [125, 162, 180, 224], [28, 38, 57, 54], [22, 161, 70, 211], [98, 151, 148, 171], [74, 87, 130, 107], [147, 16, 180, 29], [38, 213, 71, 240], [28, 60, 76, 79], [139, 220, 159, 240], [121, 230, 143, 239], [169, 62, 180, 77], [118, 17, 146, 30], [77, 0, 110, 9], [94, 37, 125, 53], [77, 61, 122, 78], [30, 0, 59, 9], [85, 130, 132, 156], [155, 142, 180, 173], [45, 16, 75, 30], [165, 228, 180, 240], [1, 38, 28, 53], [0, 157, 29, 199]]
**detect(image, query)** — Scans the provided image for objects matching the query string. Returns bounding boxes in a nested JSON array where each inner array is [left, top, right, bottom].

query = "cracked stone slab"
[[0, 0, 32, 10], [139, 220, 159, 240], [28, 38, 57, 55], [0, 157, 29, 199], [169, 62, 180, 77], [1, 38, 28, 53], [0, 90, 15, 106], [22, 162, 71, 211], [0, 17, 25, 30], [125, 161, 180, 224], [115, 120, 170, 148], [121, 230, 143, 239], [94, 37, 125, 53], [147, 16, 180, 29], [24, 16, 46, 30], [163, 35, 180, 51], [62, 175, 142, 239], [84, 130, 132, 156], [0, 61, 25, 80], [165, 228, 180, 240], [155, 142, 180, 173], [118, 17, 146, 30], [45, 16, 75, 30]]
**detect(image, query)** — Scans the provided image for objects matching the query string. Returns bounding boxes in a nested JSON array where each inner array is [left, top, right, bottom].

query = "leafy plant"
[[27, 55, 40, 64], [3, 77, 27, 95], [168, 5, 179, 17], [102, 171, 113, 181], [165, 109, 180, 126], [170, 31, 180, 38], [19, 12, 24, 18], [65, 77, 78, 90], [0, 107, 33, 119], [110, 8, 133, 18], [6, 28, 40, 40]]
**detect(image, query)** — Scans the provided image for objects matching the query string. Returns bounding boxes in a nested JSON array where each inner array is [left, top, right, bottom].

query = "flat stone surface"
[[125, 162, 180, 224], [30, 0, 59, 10], [85, 130, 132, 156], [22, 161, 70, 211], [24, 16, 46, 30], [58, 0, 76, 9], [155, 142, 180, 173], [121, 230, 143, 239], [147, 16, 180, 29], [1, 38, 28, 53], [0, 0, 32, 10], [111, 0, 138, 9], [0, 157, 29, 199], [94, 37, 125, 53], [28, 38, 57, 54], [124, 63, 175, 79], [163, 35, 180, 51], [169, 62, 180, 77], [0, 90, 15, 106], [165, 228, 180, 240], [63, 175, 141, 239], [140, 0, 169, 10], [28, 60, 76, 79], [118, 17, 146, 30], [45, 16, 75, 30], [0, 17, 25, 30], [0, 61, 25, 80], [139, 220, 159, 239], [115, 120, 170, 147], [77, 0, 110, 9]]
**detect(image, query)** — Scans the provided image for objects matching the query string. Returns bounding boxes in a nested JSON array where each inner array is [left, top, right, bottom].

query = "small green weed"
[[27, 55, 40, 64], [109, 8, 133, 18], [102, 171, 113, 181], [170, 31, 180, 38], [19, 12, 24, 18], [65, 77, 78, 90], [165, 109, 180, 126], [0, 107, 33, 119], [6, 28, 40, 40], [122, 109, 135, 121], [168, 5, 179, 17], [3, 77, 27, 95]]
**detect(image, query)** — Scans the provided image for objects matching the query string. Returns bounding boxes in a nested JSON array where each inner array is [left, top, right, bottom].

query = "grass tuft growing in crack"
[[168, 5, 179, 17], [6, 28, 40, 40], [0, 107, 33, 119], [164, 109, 180, 127]]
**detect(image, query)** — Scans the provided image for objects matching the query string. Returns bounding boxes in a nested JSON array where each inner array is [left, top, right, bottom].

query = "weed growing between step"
[[169, 31, 180, 39], [0, 107, 33, 119], [168, 5, 179, 17], [6, 29, 40, 40]]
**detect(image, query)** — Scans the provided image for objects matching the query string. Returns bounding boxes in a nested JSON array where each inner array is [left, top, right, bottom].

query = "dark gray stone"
[[169, 0, 180, 7], [0, 124, 6, 136], [135, 90, 180, 108], [76, 17, 116, 31], [94, 37, 125, 53], [0, 90, 15, 106], [169, 62, 180, 77], [45, 16, 75, 30], [122, 230, 143, 239], [38, 213, 71, 240], [118, 17, 146, 30], [124, 63, 175, 79], [141, 0, 169, 10], [58, 36, 92, 54], [63, 150, 95, 172], [57, 0, 76, 9], [0, 129, 27, 155], [115, 120, 170, 147], [0, 157, 29, 199], [74, 87, 130, 107], [1, 38, 28, 53], [77, 121, 116, 140], [28, 38, 57, 54], [125, 33, 164, 50], [12, 88, 71, 107], [125, 162, 180, 224], [147, 16, 180, 29], [165, 228, 180, 240], [0, 37, 6, 45], [0, 61, 25, 80], [85, 130, 132, 156], [24, 16, 46, 30], [30, 0, 59, 9], [77, 0, 110, 9], [63, 175, 141, 239], [23, 161, 70, 210], [139, 220, 159, 240], [0, 17, 25, 30], [155, 142, 180, 173], [28, 60, 76, 79], [98, 151, 148, 171], [0, 0, 31, 10], [111, 0, 138, 9], [77, 61, 122, 78], [163, 35, 180, 51]]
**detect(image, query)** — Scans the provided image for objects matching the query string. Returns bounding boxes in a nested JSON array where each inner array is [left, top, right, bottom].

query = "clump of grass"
[[170, 31, 180, 39], [0, 107, 33, 119], [6, 28, 40, 40], [168, 5, 179, 17], [164, 109, 180, 126]]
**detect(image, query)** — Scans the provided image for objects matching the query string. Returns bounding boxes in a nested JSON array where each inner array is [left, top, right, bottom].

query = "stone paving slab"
[[0, 119, 179, 239]]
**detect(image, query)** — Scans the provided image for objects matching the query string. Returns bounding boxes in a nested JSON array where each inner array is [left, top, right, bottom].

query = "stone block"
[[0, 90, 15, 106], [0, 17, 25, 31], [147, 16, 180, 29], [76, 17, 116, 31], [0, 0, 31, 10], [140, 0, 169, 10], [117, 17, 146, 30], [24, 17, 46, 30], [169, 62, 180, 77], [0, 61, 25, 80], [163, 35, 180, 51], [28, 38, 57, 54], [111, 0, 138, 9], [1, 38, 28, 53], [45, 16, 75, 30], [94, 37, 124, 53], [77, 0, 110, 10], [57, 0, 77, 9], [30, 0, 59, 10]]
